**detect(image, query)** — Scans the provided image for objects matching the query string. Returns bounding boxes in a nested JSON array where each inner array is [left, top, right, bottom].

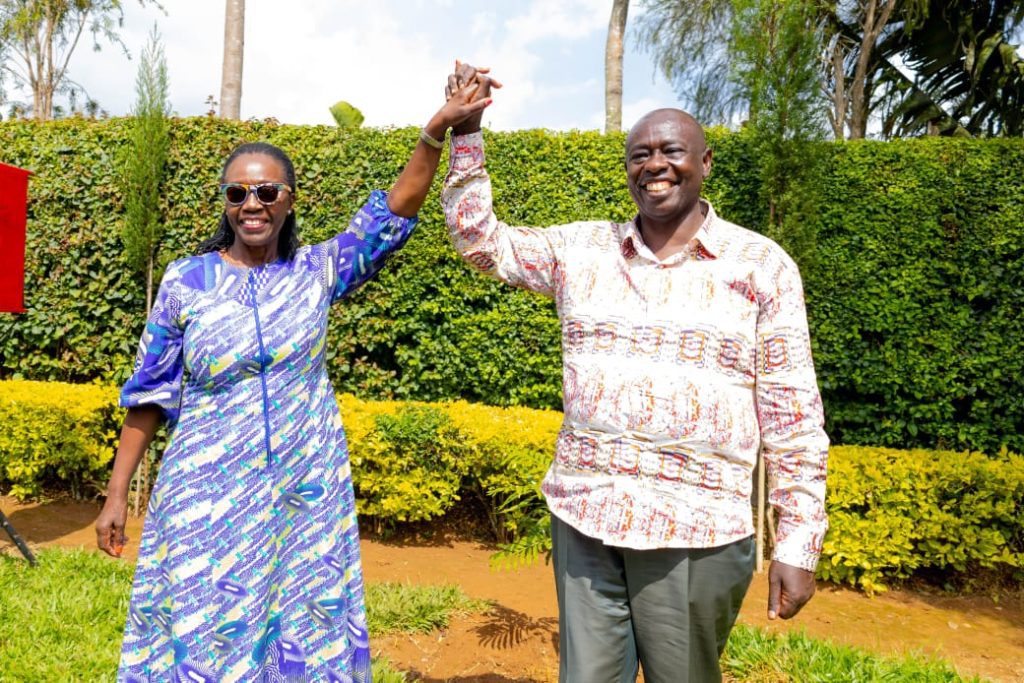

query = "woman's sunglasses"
[[219, 182, 291, 206]]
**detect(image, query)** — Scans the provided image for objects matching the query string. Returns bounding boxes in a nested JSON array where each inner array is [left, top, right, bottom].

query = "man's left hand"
[[767, 560, 816, 620]]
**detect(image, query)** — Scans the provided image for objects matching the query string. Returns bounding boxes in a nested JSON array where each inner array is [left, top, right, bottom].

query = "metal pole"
[[0, 509, 37, 566], [755, 455, 765, 573]]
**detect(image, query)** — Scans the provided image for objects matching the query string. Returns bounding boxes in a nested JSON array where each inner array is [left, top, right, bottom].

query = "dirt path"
[[2, 497, 1021, 682]]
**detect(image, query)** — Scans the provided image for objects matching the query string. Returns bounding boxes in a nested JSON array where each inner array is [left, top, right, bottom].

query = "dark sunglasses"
[[219, 182, 291, 206]]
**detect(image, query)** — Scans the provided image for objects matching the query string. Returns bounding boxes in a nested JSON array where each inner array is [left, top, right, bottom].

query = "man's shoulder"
[[545, 219, 623, 246], [710, 216, 797, 268]]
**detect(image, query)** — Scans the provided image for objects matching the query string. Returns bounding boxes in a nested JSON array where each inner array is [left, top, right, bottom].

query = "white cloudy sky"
[[29, 0, 687, 131]]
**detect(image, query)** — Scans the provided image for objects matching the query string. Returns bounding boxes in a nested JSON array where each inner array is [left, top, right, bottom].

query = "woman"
[[94, 76, 493, 682]]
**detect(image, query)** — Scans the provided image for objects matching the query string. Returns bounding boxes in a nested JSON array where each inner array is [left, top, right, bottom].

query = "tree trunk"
[[220, 0, 245, 119], [828, 36, 848, 139], [848, 0, 895, 139], [604, 0, 629, 133]]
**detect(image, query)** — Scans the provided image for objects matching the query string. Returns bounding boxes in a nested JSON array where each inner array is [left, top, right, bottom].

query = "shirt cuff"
[[449, 131, 485, 171], [772, 525, 825, 572]]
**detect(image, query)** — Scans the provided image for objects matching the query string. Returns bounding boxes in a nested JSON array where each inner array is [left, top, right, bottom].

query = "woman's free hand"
[[95, 495, 129, 558]]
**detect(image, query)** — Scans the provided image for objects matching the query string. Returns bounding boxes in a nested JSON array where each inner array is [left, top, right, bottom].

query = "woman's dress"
[[117, 191, 416, 682]]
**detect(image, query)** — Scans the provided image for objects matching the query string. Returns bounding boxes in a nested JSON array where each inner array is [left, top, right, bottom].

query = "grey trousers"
[[551, 515, 755, 683]]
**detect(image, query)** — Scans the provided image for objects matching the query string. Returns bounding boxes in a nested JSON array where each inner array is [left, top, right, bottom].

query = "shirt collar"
[[619, 200, 721, 262]]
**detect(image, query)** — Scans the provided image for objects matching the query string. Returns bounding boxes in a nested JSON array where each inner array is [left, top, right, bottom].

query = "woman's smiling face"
[[222, 153, 294, 257]]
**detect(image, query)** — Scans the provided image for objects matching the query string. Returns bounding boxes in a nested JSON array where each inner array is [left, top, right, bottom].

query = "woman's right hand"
[[445, 61, 501, 136], [95, 495, 128, 558]]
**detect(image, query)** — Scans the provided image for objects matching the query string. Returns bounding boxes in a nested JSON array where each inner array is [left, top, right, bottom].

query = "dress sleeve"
[[323, 189, 419, 304], [440, 132, 563, 298], [754, 250, 830, 572], [120, 266, 186, 426]]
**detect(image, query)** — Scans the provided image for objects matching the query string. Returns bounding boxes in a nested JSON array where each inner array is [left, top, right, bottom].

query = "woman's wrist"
[[423, 115, 448, 145], [105, 482, 131, 502]]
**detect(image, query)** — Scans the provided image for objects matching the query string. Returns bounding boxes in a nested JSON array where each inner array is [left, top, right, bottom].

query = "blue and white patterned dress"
[[117, 191, 416, 682]]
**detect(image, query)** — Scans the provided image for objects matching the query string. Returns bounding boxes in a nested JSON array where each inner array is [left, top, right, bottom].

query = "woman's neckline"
[[215, 249, 284, 270]]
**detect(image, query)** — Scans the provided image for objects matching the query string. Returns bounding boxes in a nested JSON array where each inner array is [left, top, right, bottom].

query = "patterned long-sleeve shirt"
[[441, 132, 829, 571]]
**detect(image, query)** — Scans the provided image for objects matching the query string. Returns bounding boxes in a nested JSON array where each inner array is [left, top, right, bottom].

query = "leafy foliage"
[[329, 100, 364, 128], [723, 624, 981, 682], [878, 0, 1024, 137], [2, 382, 1021, 590], [637, 0, 1024, 139], [365, 582, 488, 635], [0, 119, 1022, 453], [821, 445, 1024, 593], [0, 0, 159, 119], [351, 404, 469, 525], [0, 379, 119, 498]]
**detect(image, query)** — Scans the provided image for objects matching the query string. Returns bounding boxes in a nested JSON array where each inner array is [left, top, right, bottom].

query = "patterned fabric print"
[[118, 190, 415, 682], [441, 133, 828, 571]]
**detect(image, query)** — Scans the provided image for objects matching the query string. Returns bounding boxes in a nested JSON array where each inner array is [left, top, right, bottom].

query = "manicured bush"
[[0, 380, 120, 498], [1, 119, 1022, 453], [340, 394, 559, 540], [821, 445, 1024, 593]]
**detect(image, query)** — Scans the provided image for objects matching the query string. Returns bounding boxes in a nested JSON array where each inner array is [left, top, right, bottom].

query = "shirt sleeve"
[[754, 251, 830, 571], [324, 189, 419, 304], [120, 266, 186, 427], [440, 132, 562, 297]]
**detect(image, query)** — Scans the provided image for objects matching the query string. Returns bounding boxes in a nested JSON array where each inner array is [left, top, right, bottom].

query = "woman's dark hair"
[[197, 142, 300, 261]]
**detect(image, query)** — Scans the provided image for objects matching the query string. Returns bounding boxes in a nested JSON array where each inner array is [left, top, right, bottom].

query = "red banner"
[[0, 162, 30, 313]]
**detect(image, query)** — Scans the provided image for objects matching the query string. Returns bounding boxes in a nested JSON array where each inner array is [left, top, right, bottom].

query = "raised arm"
[[439, 63, 564, 296], [387, 67, 496, 218]]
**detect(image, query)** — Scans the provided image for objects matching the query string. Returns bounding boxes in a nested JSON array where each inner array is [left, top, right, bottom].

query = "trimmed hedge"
[[822, 445, 1024, 592], [0, 380, 119, 498], [0, 119, 1022, 452], [1, 381, 1020, 591]]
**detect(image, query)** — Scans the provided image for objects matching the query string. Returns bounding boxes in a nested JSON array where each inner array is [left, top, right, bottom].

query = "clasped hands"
[[433, 60, 501, 137]]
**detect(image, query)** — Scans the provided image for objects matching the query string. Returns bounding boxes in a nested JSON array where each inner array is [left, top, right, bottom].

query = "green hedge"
[[0, 119, 1022, 452]]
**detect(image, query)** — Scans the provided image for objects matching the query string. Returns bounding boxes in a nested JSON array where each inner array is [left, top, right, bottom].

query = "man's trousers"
[[552, 515, 755, 683]]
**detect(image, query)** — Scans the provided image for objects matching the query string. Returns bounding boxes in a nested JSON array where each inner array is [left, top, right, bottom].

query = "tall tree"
[[604, 0, 629, 133], [638, 0, 1024, 138], [635, 0, 745, 124], [219, 0, 243, 119], [0, 0, 146, 120], [880, 0, 1024, 136]]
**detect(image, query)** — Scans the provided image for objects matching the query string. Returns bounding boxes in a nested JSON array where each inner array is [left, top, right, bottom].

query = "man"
[[441, 66, 828, 683]]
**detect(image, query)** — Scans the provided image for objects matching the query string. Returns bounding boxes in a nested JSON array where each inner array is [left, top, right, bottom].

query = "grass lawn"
[[0, 549, 983, 682]]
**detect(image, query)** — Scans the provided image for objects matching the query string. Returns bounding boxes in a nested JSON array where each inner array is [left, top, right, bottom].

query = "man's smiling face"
[[625, 109, 712, 232]]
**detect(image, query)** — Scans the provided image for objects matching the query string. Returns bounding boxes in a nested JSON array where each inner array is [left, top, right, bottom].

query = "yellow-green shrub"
[[0, 380, 120, 499], [340, 394, 560, 537], [820, 445, 1024, 592]]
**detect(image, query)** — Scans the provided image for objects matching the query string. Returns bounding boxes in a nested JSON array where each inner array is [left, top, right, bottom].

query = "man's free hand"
[[767, 560, 816, 620]]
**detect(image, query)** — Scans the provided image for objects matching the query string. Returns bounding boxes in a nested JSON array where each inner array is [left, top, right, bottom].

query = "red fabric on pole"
[[0, 162, 31, 313]]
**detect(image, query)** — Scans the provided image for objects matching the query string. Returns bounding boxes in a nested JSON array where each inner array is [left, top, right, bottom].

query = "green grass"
[[365, 581, 490, 634], [723, 624, 984, 682], [0, 548, 484, 682], [0, 548, 987, 683], [0, 548, 131, 681]]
